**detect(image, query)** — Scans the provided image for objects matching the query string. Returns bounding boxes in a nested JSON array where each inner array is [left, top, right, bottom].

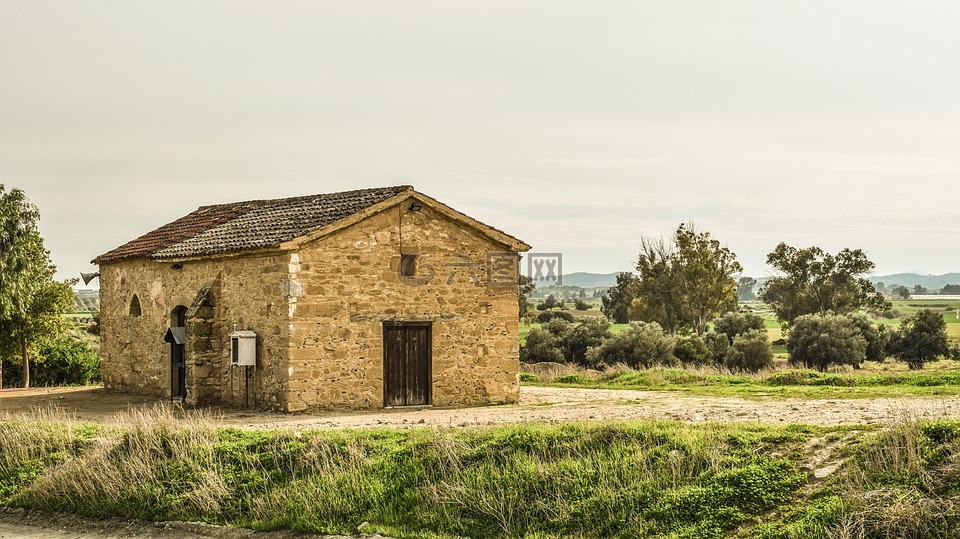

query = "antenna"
[[80, 272, 100, 286]]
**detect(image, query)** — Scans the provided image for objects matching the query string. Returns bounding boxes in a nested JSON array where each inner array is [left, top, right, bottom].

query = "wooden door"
[[383, 323, 432, 406]]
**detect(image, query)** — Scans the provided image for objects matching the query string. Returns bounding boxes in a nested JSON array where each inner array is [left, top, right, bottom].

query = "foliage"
[[941, 284, 960, 295], [519, 328, 563, 363], [738, 276, 757, 301], [704, 332, 732, 365], [535, 310, 575, 324], [517, 275, 535, 320], [573, 298, 590, 310], [674, 334, 711, 367], [891, 285, 911, 299], [713, 311, 766, 343], [786, 313, 867, 371], [845, 312, 887, 362], [889, 309, 949, 369], [724, 329, 773, 373], [601, 271, 638, 324], [536, 294, 560, 311], [559, 318, 612, 366], [588, 321, 677, 368], [2, 336, 100, 388], [0, 185, 76, 388], [758, 242, 889, 325], [630, 223, 742, 335]]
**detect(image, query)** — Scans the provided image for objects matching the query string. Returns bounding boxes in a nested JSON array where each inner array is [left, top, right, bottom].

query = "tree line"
[[523, 222, 952, 371]]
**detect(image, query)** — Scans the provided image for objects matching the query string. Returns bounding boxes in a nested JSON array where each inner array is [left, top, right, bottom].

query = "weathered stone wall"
[[99, 253, 294, 407], [287, 198, 521, 410]]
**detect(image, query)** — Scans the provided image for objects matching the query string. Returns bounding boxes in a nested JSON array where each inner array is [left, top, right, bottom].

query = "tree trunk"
[[21, 335, 29, 389]]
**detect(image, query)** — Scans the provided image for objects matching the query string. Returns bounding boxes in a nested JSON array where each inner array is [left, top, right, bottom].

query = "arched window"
[[129, 294, 142, 317], [171, 305, 188, 327]]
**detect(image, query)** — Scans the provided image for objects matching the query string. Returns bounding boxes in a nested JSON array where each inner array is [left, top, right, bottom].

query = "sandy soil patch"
[[1, 385, 959, 428]]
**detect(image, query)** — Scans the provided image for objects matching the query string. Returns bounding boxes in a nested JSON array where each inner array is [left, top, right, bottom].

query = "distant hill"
[[532, 271, 960, 293], [869, 273, 960, 291], [547, 272, 622, 288], [74, 289, 99, 312]]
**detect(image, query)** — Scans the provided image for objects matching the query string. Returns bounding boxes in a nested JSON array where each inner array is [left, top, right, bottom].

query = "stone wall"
[[99, 253, 294, 407], [100, 196, 523, 412], [287, 198, 521, 410]]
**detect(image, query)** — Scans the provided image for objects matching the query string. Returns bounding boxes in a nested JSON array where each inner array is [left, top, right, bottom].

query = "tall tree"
[[758, 243, 889, 325], [0, 185, 74, 388], [737, 276, 757, 301], [629, 223, 742, 335], [518, 275, 535, 320], [601, 272, 638, 324], [890, 309, 949, 369]]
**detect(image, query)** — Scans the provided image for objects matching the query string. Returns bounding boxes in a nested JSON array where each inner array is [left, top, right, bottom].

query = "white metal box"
[[230, 330, 257, 366]]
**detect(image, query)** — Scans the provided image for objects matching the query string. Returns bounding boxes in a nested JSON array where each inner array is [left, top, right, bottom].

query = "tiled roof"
[[93, 186, 412, 264]]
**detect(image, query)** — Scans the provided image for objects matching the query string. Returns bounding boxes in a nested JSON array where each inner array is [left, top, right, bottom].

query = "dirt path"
[[0, 508, 385, 539], [2, 386, 959, 428]]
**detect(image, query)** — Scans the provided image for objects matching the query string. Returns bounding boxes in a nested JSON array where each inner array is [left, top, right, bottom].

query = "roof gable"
[[93, 185, 530, 264]]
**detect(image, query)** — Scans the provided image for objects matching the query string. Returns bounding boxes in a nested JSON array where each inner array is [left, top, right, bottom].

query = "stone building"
[[93, 186, 530, 411]]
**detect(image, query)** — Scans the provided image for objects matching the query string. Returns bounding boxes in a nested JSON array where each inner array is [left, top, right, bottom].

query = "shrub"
[[573, 299, 590, 311], [713, 311, 765, 343], [519, 328, 563, 363], [535, 311, 555, 323], [704, 332, 731, 366], [587, 321, 677, 369], [889, 309, 949, 369], [674, 334, 711, 366], [786, 313, 866, 371], [724, 329, 773, 373], [552, 311, 576, 322], [558, 318, 611, 367], [2, 336, 100, 387], [846, 312, 888, 362]]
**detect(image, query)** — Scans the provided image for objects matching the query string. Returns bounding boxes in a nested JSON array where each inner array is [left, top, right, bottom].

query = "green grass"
[[526, 362, 960, 399], [1, 407, 828, 539], [7, 407, 960, 538]]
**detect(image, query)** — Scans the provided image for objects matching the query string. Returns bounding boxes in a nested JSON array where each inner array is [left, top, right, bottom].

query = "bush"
[[674, 334, 711, 366], [889, 309, 949, 369], [713, 311, 765, 343], [535, 311, 555, 323], [558, 318, 611, 367], [786, 313, 867, 371], [704, 332, 731, 366], [573, 299, 590, 311], [552, 311, 576, 322], [2, 336, 100, 387], [846, 313, 887, 362], [724, 329, 773, 373], [587, 321, 677, 369], [520, 328, 563, 363]]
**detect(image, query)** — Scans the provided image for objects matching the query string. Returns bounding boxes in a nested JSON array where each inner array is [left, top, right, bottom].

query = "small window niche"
[[129, 294, 142, 317], [399, 254, 418, 277]]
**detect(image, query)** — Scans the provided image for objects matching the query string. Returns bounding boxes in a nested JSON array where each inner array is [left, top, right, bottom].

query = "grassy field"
[[2, 407, 960, 538], [525, 361, 960, 399]]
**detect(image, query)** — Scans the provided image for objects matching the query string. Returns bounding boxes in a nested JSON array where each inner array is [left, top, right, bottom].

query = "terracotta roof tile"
[[93, 186, 411, 264]]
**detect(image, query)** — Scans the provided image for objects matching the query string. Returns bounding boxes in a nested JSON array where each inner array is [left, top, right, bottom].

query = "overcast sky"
[[3, 1, 960, 285]]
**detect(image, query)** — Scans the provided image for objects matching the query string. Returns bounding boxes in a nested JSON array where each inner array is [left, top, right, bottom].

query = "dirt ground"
[[1, 385, 959, 428], [0, 508, 389, 539]]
